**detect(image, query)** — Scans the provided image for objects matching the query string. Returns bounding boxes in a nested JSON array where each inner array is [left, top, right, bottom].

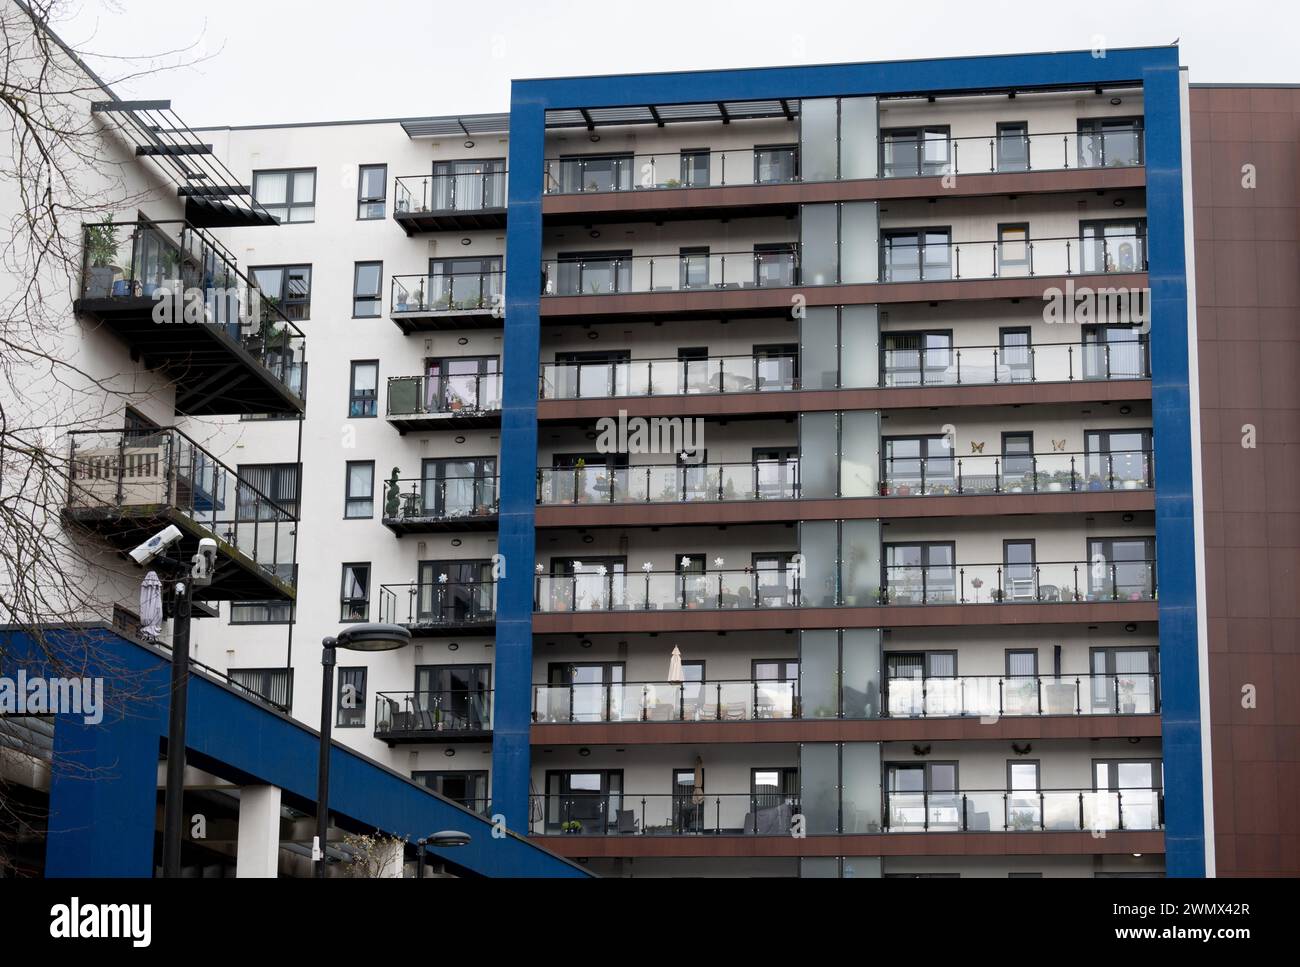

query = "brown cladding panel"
[[1191, 85, 1300, 876]]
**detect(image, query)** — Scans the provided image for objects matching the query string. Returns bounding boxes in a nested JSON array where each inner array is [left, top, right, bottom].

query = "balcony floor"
[[62, 505, 294, 602], [74, 297, 303, 416], [390, 307, 501, 334], [394, 208, 507, 234], [382, 513, 499, 536], [386, 411, 502, 434]]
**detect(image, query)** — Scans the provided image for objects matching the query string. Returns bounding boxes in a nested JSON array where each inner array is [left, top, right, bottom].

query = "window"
[[353, 261, 382, 317], [553, 250, 631, 295], [884, 650, 957, 716], [413, 771, 489, 813], [557, 153, 633, 193], [1001, 432, 1035, 483], [228, 667, 294, 707], [997, 121, 1030, 172], [680, 149, 710, 187], [1087, 537, 1156, 601], [545, 661, 624, 723], [357, 164, 387, 219], [431, 158, 506, 210], [880, 127, 950, 177], [1082, 325, 1148, 379], [1080, 218, 1147, 274], [420, 457, 497, 518], [236, 463, 300, 520], [997, 223, 1030, 274], [885, 761, 959, 830], [679, 246, 709, 289], [754, 242, 796, 287], [1007, 760, 1042, 830], [543, 770, 623, 834], [415, 664, 492, 731], [1085, 428, 1152, 488], [1000, 327, 1033, 382], [340, 563, 370, 621], [230, 600, 294, 624], [883, 435, 953, 493], [344, 461, 375, 519], [252, 168, 316, 223], [428, 256, 503, 310], [349, 360, 378, 417], [251, 264, 311, 320], [1003, 539, 1037, 600], [337, 667, 367, 727], [881, 228, 951, 282], [881, 330, 953, 387], [883, 542, 956, 604], [1077, 117, 1144, 168], [1090, 647, 1159, 714], [754, 144, 798, 184]]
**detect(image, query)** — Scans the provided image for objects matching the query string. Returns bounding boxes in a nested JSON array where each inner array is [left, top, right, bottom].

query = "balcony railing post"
[[1075, 677, 1083, 715], [1072, 565, 1079, 601], [956, 458, 963, 494], [1070, 455, 1078, 492]]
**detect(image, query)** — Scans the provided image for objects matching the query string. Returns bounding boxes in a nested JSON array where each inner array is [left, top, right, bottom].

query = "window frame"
[[229, 600, 295, 625], [357, 164, 387, 220], [336, 666, 368, 728], [249, 263, 312, 321], [339, 562, 371, 622], [235, 462, 301, 521], [252, 167, 317, 224], [344, 460, 376, 519], [349, 359, 379, 418], [352, 261, 383, 318]]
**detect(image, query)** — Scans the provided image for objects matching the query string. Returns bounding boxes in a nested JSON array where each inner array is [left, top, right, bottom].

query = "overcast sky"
[[50, 0, 1300, 128]]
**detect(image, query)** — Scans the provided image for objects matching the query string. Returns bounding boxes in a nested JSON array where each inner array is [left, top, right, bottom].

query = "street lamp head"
[[332, 623, 412, 652], [419, 829, 471, 848]]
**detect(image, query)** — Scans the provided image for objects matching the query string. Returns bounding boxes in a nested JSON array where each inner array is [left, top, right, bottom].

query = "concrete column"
[[236, 785, 282, 878]]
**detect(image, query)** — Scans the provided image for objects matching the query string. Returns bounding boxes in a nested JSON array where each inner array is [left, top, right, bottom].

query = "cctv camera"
[[129, 524, 183, 565], [191, 538, 218, 585]]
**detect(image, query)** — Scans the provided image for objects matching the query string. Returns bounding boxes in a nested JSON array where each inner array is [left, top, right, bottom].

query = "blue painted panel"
[[6, 629, 586, 877]]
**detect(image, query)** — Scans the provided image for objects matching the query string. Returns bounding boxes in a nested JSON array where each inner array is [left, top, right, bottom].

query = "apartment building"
[[169, 45, 1214, 879], [9, 14, 1293, 877]]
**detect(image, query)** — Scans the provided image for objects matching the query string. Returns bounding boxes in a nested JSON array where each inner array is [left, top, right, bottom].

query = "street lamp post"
[[416, 829, 471, 879], [315, 622, 411, 878]]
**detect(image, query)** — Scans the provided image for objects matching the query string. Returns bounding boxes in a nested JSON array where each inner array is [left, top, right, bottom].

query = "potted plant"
[[85, 222, 120, 297], [562, 820, 583, 834]]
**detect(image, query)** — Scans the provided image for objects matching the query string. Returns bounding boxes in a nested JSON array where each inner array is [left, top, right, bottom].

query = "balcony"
[[533, 559, 1155, 614], [538, 234, 1147, 322], [533, 671, 1157, 726], [535, 450, 1151, 509], [75, 219, 306, 415], [373, 689, 493, 745], [883, 787, 1162, 833], [538, 461, 799, 506], [392, 169, 507, 233], [881, 450, 1153, 497], [64, 427, 296, 601], [378, 581, 496, 636], [542, 127, 1142, 196], [536, 340, 1152, 419], [879, 126, 1144, 179], [526, 786, 1162, 836], [389, 272, 503, 332], [380, 475, 499, 535], [386, 373, 502, 433]]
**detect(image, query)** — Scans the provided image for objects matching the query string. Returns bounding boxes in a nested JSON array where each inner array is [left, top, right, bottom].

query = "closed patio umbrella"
[[692, 754, 705, 806], [139, 570, 163, 641], [668, 646, 684, 683]]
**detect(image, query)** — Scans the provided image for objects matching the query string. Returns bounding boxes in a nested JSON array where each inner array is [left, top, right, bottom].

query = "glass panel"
[[841, 629, 881, 719], [799, 98, 839, 183], [841, 518, 881, 606], [800, 203, 839, 286], [840, 410, 879, 497], [842, 742, 882, 833], [800, 630, 838, 719], [840, 201, 878, 284], [799, 411, 838, 498], [838, 98, 879, 180], [840, 304, 879, 388], [800, 743, 839, 834], [800, 306, 838, 391], [800, 521, 837, 607]]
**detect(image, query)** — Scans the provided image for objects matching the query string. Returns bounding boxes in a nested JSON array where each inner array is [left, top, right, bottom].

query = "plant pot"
[[87, 266, 116, 298]]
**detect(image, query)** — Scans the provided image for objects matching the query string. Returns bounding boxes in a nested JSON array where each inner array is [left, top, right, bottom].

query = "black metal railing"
[[529, 792, 802, 836], [881, 337, 1151, 386], [66, 427, 297, 587], [393, 170, 507, 214], [882, 672, 1159, 718], [387, 373, 503, 417], [390, 271, 503, 314], [543, 146, 799, 193], [881, 559, 1157, 605], [884, 786, 1163, 833], [381, 476, 499, 523], [880, 126, 1144, 178], [540, 351, 798, 399], [878, 232, 1147, 282], [78, 219, 305, 401], [537, 461, 799, 505], [880, 450, 1153, 496], [542, 248, 798, 295], [379, 581, 497, 627], [374, 689, 493, 736]]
